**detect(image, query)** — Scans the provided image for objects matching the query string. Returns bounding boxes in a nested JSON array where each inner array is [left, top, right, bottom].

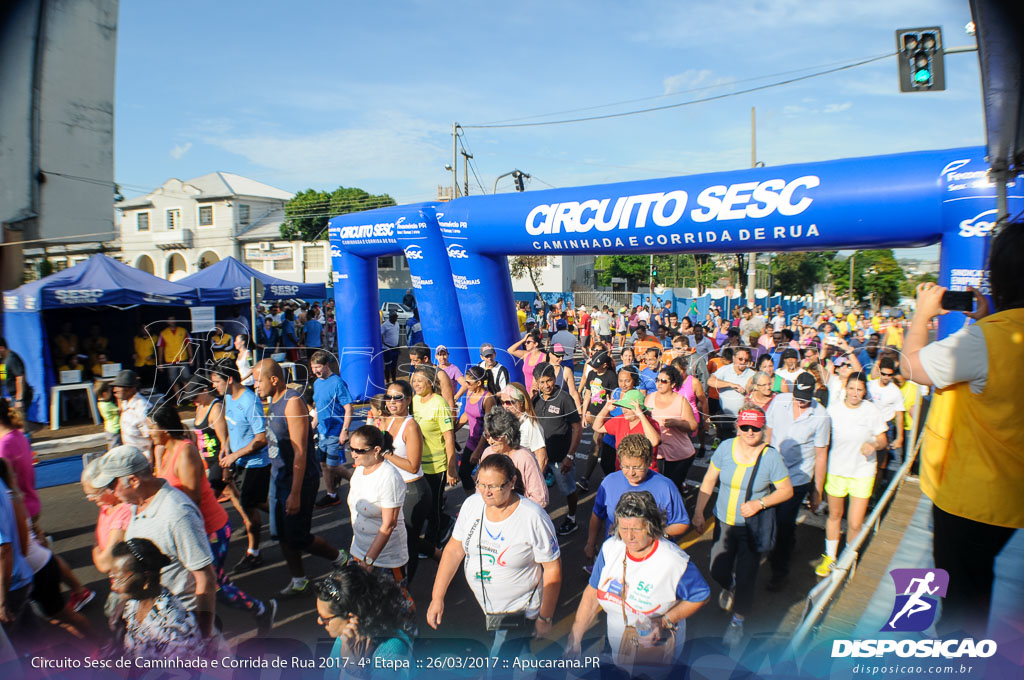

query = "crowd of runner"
[[0, 294, 921, 673]]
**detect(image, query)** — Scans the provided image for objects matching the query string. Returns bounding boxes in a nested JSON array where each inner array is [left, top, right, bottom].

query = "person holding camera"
[[426, 454, 561, 659], [901, 224, 1024, 638]]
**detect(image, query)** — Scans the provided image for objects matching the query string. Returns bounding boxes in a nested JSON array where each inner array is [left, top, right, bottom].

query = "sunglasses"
[[349, 445, 376, 455], [384, 394, 405, 401], [880, 371, 895, 377], [739, 425, 763, 433], [500, 399, 518, 406], [318, 613, 343, 626], [655, 378, 672, 384]]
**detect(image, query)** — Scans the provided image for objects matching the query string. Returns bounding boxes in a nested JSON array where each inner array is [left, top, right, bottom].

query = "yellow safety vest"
[[920, 309, 1024, 528]]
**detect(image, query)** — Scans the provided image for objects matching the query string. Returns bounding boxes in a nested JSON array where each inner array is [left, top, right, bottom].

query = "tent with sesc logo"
[[176, 256, 325, 305], [1, 254, 201, 423]]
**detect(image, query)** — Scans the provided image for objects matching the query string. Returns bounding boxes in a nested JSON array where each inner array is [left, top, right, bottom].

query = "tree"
[[509, 256, 551, 302], [900, 271, 937, 297], [831, 249, 904, 307], [595, 255, 652, 289], [280, 186, 396, 242], [771, 252, 836, 296]]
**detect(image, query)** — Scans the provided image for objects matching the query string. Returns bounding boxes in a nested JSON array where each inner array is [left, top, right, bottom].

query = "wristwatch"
[[537, 615, 553, 624], [364, 556, 376, 567], [759, 498, 767, 511]]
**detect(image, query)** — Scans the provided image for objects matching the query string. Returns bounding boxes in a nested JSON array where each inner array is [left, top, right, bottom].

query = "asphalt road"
[[30, 425, 829, 666]]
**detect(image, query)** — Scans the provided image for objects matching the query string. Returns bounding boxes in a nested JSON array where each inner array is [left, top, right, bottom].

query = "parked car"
[[380, 302, 414, 326]]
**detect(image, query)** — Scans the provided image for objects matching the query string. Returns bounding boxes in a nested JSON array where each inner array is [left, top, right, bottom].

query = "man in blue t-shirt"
[[209, 359, 269, 575], [584, 435, 690, 568], [309, 351, 354, 507], [639, 347, 661, 392], [303, 316, 323, 350]]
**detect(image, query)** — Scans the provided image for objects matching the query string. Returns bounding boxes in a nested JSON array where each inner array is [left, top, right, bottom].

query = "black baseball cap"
[[793, 372, 816, 401]]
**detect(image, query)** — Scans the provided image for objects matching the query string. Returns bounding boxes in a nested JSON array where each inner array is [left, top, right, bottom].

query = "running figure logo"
[[882, 568, 950, 632]]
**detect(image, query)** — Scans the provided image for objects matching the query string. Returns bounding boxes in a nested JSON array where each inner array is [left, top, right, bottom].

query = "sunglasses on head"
[[739, 425, 763, 433]]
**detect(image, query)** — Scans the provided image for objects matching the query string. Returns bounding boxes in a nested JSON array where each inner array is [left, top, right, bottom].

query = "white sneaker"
[[723, 620, 743, 648]]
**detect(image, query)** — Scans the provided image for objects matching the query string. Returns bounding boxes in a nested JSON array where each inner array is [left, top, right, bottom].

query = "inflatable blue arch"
[[329, 146, 1021, 399]]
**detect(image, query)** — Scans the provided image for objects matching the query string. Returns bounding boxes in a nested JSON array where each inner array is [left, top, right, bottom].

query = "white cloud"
[[663, 69, 736, 95], [823, 102, 853, 113], [169, 142, 192, 160], [202, 111, 448, 198]]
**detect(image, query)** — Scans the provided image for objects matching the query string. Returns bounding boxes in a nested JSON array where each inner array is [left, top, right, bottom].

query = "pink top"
[[522, 350, 544, 393], [645, 391, 696, 462], [674, 375, 701, 425], [96, 503, 132, 552], [158, 439, 229, 535], [0, 430, 39, 517], [480, 446, 548, 508]]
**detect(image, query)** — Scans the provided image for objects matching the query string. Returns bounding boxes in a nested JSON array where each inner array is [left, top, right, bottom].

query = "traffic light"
[[512, 170, 528, 192], [896, 27, 945, 92]]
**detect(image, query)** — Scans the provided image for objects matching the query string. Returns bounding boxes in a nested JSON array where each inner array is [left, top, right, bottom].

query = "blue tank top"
[[266, 388, 320, 488]]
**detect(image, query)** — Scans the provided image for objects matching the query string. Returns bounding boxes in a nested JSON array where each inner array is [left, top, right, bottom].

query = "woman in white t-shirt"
[[498, 383, 548, 471], [233, 334, 255, 386], [346, 426, 409, 578], [426, 454, 561, 659], [815, 372, 888, 577]]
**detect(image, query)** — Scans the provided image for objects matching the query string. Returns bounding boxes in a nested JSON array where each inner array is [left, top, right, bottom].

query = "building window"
[[137, 212, 150, 231], [166, 208, 181, 230], [304, 245, 325, 270], [378, 256, 394, 270], [198, 205, 213, 227], [238, 204, 250, 226], [273, 246, 294, 271]]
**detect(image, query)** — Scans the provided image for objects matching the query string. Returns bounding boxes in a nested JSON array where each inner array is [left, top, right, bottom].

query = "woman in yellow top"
[[410, 365, 456, 548], [132, 323, 157, 386]]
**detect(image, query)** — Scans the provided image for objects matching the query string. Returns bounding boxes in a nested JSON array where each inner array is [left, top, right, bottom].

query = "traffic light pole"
[[747, 107, 758, 307]]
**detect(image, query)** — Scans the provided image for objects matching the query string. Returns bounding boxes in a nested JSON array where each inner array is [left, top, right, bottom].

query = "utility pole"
[[849, 252, 856, 305], [451, 122, 460, 198], [747, 107, 758, 307], [461, 148, 473, 196]]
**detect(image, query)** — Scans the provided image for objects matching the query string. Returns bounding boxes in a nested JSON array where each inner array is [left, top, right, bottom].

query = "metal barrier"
[[572, 290, 634, 311], [785, 388, 925, 657]]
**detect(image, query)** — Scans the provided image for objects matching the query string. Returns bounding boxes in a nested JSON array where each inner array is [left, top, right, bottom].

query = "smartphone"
[[941, 290, 975, 312]]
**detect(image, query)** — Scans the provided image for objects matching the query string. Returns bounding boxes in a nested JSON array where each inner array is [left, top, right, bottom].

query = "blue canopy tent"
[[176, 256, 326, 304], [1, 254, 200, 423]]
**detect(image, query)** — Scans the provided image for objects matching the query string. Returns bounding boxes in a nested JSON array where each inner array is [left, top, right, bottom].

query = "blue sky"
[[115, 1, 982, 260]]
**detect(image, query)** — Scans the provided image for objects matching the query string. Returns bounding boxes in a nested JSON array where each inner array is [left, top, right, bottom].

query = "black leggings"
[[402, 476, 434, 583], [458, 444, 478, 493], [422, 472, 450, 546], [661, 456, 696, 492]]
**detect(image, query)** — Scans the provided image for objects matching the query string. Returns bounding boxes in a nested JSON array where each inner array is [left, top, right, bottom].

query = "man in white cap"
[[91, 445, 217, 638]]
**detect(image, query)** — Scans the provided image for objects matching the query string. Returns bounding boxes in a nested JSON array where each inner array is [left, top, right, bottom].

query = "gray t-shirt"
[[125, 482, 213, 611]]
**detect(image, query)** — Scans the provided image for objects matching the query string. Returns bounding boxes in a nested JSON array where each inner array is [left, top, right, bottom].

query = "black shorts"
[[31, 555, 65, 617], [234, 465, 271, 509], [545, 432, 573, 465], [600, 334, 613, 343], [273, 476, 318, 550]]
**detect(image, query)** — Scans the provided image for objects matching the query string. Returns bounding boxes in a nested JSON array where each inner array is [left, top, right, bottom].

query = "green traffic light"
[[914, 68, 931, 83]]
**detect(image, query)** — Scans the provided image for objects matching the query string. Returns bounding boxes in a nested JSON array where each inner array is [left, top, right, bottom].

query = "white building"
[[115, 172, 330, 284]]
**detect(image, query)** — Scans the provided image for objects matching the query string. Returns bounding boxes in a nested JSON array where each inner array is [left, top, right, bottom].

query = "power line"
[[463, 52, 893, 129], [476, 53, 895, 126]]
